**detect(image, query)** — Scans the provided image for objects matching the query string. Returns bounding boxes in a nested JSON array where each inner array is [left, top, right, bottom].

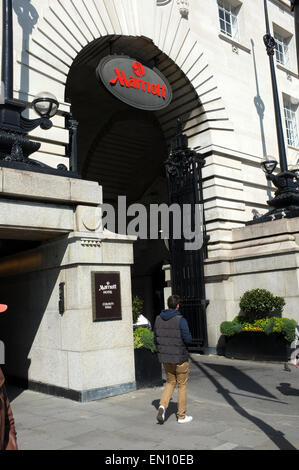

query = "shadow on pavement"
[[202, 362, 276, 399], [152, 399, 177, 423], [276, 383, 299, 396], [191, 357, 297, 450]]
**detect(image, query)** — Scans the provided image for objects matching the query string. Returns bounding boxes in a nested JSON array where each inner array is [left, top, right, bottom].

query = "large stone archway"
[[64, 34, 202, 198], [10, 0, 237, 359], [65, 33, 207, 322], [0, 0, 241, 399], [14, 0, 233, 162]]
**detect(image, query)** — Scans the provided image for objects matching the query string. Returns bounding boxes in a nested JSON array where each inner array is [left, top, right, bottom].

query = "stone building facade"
[[0, 0, 298, 398]]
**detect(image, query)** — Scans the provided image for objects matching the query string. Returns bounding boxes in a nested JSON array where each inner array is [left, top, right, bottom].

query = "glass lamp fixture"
[[32, 91, 59, 118], [261, 157, 278, 174]]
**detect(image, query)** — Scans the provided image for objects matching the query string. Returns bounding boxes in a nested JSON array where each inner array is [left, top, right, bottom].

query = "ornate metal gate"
[[165, 120, 208, 348]]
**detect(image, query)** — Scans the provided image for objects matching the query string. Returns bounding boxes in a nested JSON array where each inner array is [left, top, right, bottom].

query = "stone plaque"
[[92, 272, 122, 321]]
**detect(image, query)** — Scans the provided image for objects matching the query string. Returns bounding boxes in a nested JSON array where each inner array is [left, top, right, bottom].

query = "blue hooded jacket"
[[154, 309, 192, 345]]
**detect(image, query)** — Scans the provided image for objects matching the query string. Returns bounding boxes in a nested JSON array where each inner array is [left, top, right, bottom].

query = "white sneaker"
[[178, 415, 193, 424], [157, 406, 165, 424]]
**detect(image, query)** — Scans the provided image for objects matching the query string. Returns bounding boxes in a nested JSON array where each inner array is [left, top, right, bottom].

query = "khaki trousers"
[[159, 361, 189, 420]]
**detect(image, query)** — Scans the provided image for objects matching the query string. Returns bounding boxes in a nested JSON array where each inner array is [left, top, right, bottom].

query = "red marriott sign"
[[110, 64, 167, 99], [96, 55, 172, 111]]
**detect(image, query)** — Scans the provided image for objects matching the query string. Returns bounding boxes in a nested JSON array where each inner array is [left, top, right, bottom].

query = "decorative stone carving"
[[76, 205, 102, 232], [177, 0, 189, 18], [80, 238, 102, 247]]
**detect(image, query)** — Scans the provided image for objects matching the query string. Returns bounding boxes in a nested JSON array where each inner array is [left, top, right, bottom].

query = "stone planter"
[[223, 332, 290, 362], [134, 348, 163, 389]]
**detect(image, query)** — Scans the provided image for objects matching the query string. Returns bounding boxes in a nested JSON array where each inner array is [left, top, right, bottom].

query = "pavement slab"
[[6, 354, 299, 451]]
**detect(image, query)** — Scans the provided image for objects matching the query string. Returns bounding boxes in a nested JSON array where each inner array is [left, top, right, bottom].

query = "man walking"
[[154, 294, 193, 424]]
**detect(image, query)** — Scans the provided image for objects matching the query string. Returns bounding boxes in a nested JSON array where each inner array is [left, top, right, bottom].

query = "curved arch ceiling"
[[66, 35, 201, 202]]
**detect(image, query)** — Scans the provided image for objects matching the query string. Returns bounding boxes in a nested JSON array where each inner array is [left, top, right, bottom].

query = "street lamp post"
[[247, 0, 299, 224], [263, 0, 288, 172], [0, 0, 71, 174], [2, 0, 13, 101]]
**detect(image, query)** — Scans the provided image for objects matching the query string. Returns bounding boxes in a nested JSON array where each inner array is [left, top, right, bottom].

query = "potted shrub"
[[133, 327, 162, 389], [239, 288, 285, 322], [219, 289, 297, 361]]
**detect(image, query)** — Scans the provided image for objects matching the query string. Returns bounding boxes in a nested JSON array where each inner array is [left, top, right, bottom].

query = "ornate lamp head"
[[32, 91, 59, 119], [261, 157, 278, 174]]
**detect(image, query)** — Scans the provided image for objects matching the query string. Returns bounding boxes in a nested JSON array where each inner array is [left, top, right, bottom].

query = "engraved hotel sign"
[[92, 272, 122, 321]]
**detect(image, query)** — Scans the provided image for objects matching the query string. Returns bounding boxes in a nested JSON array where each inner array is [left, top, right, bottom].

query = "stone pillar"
[[0, 230, 136, 401], [204, 217, 299, 352]]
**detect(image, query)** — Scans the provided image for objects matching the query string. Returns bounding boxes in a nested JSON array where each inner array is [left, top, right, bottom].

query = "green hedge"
[[133, 327, 157, 353], [220, 316, 297, 343], [220, 321, 243, 336]]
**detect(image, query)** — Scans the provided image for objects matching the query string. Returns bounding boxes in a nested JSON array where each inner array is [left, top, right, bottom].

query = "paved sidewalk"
[[6, 354, 299, 450]]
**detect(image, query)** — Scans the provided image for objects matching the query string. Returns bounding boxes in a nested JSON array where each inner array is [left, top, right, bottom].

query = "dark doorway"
[[65, 34, 204, 328]]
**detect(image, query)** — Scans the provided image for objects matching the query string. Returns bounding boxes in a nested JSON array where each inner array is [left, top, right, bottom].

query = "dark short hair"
[[167, 295, 181, 309]]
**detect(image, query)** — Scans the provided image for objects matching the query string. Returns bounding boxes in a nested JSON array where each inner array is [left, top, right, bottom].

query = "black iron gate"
[[165, 120, 208, 349]]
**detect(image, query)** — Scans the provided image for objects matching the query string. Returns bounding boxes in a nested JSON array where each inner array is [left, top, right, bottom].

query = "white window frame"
[[283, 97, 299, 148], [274, 31, 290, 67], [217, 0, 240, 42]]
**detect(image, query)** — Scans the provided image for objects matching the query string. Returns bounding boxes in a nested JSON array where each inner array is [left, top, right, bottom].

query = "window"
[[274, 31, 290, 67], [217, 0, 240, 41], [283, 98, 299, 148]]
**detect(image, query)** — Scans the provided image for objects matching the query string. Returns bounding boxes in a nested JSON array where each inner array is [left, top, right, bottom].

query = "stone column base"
[[7, 375, 136, 402]]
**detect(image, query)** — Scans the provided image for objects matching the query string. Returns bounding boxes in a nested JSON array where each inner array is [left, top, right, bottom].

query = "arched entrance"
[[0, 0, 238, 399], [65, 35, 202, 325]]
